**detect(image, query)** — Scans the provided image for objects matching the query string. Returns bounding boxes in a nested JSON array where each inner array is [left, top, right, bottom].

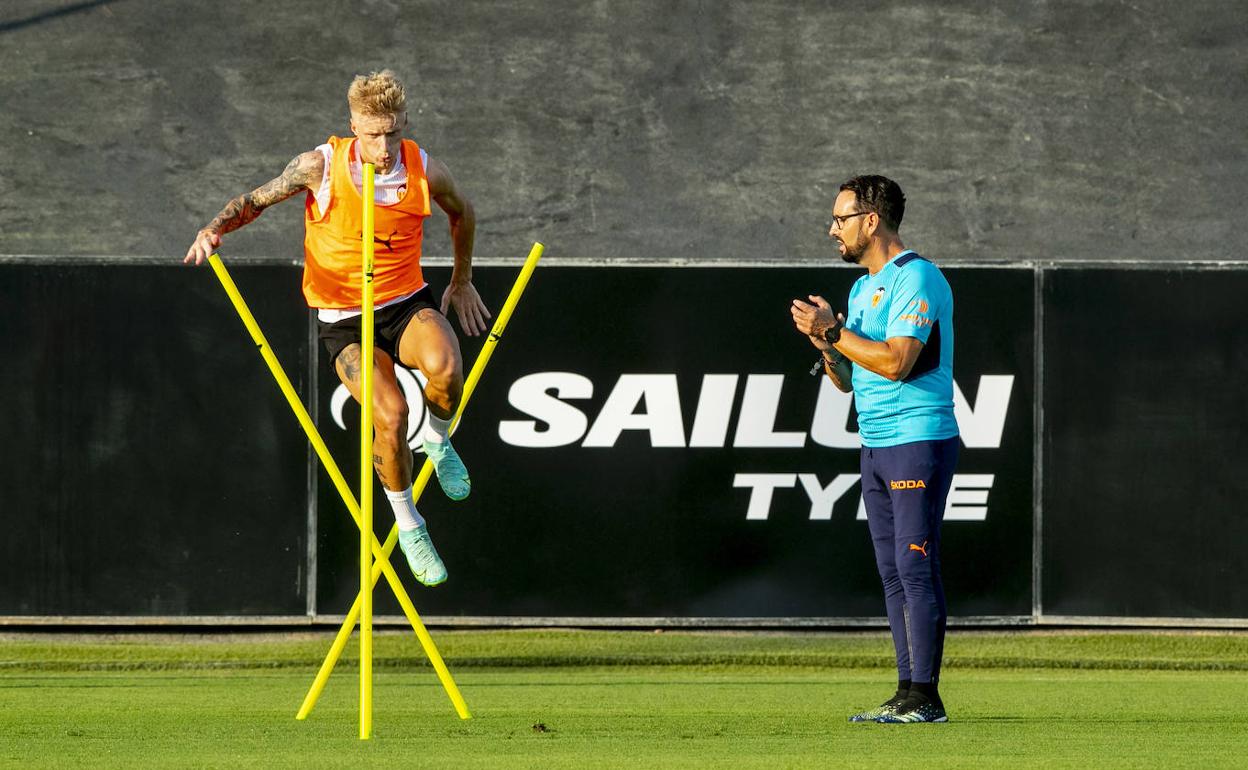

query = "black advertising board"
[[314, 265, 1035, 619], [29, 260, 1248, 621], [1042, 268, 1248, 619], [0, 263, 309, 615], [25, 261, 1247, 623]]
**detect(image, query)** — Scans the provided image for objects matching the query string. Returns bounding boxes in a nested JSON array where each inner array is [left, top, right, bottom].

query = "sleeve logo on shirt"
[[871, 287, 886, 308], [897, 298, 933, 328]]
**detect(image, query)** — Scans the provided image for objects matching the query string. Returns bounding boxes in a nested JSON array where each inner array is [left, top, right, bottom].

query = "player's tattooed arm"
[[209, 151, 323, 233], [184, 150, 324, 265]]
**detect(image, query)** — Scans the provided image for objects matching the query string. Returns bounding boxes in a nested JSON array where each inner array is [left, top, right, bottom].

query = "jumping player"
[[184, 70, 488, 588], [792, 175, 960, 723]]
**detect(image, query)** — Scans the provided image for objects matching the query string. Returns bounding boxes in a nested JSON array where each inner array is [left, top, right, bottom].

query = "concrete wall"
[[1, 0, 1244, 263]]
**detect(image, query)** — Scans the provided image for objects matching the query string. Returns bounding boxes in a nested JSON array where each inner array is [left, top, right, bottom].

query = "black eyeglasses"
[[829, 211, 871, 230]]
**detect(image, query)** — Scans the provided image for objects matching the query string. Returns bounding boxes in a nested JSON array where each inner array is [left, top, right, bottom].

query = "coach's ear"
[[863, 211, 881, 237]]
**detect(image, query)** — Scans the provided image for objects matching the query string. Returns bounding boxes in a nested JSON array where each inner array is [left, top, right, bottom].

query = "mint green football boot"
[[397, 526, 447, 587], [422, 439, 471, 501]]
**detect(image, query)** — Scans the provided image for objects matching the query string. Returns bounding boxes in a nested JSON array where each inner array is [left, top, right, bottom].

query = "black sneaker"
[[848, 689, 909, 722], [875, 691, 948, 723]]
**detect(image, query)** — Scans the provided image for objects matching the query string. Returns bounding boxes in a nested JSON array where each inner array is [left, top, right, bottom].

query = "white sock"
[[384, 487, 425, 531], [424, 412, 452, 445]]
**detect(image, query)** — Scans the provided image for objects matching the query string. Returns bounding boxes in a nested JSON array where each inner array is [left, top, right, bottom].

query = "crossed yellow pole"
[[208, 236, 544, 732], [298, 240, 543, 720]]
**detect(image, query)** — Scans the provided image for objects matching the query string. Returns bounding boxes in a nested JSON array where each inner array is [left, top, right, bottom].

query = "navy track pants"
[[860, 436, 959, 684]]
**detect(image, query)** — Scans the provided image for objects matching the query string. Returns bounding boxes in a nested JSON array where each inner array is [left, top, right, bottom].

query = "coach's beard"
[[838, 237, 867, 264]]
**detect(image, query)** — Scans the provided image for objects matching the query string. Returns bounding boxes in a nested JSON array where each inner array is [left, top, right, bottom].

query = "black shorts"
[[317, 285, 439, 369]]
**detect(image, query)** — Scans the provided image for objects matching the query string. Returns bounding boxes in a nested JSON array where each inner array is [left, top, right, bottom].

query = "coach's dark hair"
[[839, 175, 905, 231]]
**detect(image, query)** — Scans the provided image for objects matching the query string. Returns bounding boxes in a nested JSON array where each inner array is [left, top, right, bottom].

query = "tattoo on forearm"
[[205, 152, 322, 235], [207, 194, 263, 235]]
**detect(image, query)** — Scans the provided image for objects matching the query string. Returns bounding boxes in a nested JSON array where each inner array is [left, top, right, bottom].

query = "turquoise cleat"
[[397, 526, 447, 587], [423, 439, 471, 501]]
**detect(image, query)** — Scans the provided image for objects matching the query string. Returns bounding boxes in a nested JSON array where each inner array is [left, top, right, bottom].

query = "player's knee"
[[373, 391, 409, 441]]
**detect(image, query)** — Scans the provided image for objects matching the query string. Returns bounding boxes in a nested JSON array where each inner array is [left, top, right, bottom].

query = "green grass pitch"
[[2, 629, 1245, 768]]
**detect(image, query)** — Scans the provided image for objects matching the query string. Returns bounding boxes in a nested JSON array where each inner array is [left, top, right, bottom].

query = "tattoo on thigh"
[[373, 454, 384, 465], [339, 346, 362, 383]]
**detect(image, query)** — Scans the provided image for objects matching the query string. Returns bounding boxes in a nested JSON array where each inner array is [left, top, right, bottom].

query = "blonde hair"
[[347, 70, 407, 117]]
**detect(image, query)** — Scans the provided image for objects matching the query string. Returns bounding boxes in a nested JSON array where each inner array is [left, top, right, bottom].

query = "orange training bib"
[[301, 136, 431, 308]]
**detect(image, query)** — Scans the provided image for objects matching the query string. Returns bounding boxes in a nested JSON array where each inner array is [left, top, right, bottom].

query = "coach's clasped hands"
[[791, 295, 844, 352]]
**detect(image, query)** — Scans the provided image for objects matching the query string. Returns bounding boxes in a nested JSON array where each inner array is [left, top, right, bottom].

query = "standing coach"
[[792, 175, 960, 723]]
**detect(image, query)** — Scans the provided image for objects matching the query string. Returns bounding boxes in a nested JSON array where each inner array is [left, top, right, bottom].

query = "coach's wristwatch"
[[823, 320, 843, 345]]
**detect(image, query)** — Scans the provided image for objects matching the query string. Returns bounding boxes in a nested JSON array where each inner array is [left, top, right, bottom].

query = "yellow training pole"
[[206, 255, 394, 570], [460, 242, 545, 403], [359, 163, 376, 740], [202, 252, 466, 721], [298, 241, 545, 717]]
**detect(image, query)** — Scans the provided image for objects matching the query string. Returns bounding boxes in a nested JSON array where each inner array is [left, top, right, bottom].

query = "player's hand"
[[791, 295, 841, 350], [441, 280, 492, 336], [184, 228, 220, 266]]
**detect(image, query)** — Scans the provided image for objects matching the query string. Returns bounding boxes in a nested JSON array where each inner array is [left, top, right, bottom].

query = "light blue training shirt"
[[844, 250, 959, 448]]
